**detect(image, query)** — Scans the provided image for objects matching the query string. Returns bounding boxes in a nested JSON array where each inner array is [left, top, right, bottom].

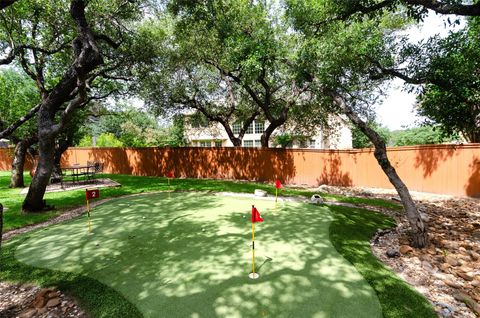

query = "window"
[[255, 140, 261, 147], [309, 139, 316, 149], [232, 122, 241, 135], [215, 140, 222, 147], [200, 141, 211, 147], [243, 140, 254, 147], [246, 123, 253, 134], [255, 121, 264, 134]]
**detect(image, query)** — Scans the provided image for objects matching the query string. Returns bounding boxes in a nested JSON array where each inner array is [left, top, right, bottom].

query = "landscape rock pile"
[[371, 197, 480, 318], [0, 283, 86, 318]]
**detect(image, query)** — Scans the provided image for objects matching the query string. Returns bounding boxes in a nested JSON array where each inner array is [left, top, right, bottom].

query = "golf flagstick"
[[86, 195, 92, 233], [252, 220, 255, 274], [249, 205, 263, 279], [275, 179, 281, 203], [85, 189, 100, 234]]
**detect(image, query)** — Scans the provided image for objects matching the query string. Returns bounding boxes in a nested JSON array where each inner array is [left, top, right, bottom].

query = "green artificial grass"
[[0, 190, 437, 317], [13, 193, 382, 318], [0, 171, 400, 232], [329, 205, 437, 317], [1, 235, 142, 318]]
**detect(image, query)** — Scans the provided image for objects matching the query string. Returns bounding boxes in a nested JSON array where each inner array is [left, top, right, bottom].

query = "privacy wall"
[[1, 144, 479, 197]]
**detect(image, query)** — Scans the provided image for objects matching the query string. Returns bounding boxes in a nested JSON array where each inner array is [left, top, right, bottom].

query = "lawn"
[[0, 171, 435, 317]]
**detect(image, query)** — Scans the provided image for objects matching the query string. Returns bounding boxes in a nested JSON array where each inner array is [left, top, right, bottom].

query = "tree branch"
[[0, 0, 18, 10], [406, 0, 480, 16], [0, 104, 41, 139]]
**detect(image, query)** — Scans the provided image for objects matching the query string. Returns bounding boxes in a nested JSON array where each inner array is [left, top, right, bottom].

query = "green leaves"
[[0, 68, 39, 139]]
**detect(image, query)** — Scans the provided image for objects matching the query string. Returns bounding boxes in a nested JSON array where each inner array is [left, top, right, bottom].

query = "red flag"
[[252, 206, 263, 223], [86, 189, 100, 200], [275, 179, 282, 189], [167, 171, 174, 178]]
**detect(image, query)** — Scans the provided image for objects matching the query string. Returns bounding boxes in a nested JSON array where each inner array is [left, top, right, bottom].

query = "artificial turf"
[[14, 193, 382, 318], [0, 172, 436, 317]]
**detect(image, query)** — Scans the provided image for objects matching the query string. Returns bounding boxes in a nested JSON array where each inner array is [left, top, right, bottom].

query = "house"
[[184, 117, 352, 149], [0, 139, 10, 148]]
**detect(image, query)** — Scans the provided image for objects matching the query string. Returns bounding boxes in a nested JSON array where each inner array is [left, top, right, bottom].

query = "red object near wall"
[[86, 189, 100, 200]]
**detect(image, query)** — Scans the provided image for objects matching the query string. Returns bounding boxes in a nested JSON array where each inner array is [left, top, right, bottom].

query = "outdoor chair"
[[50, 169, 66, 188], [87, 161, 103, 183]]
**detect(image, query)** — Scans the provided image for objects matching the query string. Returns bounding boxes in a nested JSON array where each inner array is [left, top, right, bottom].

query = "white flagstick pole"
[[252, 220, 255, 274]]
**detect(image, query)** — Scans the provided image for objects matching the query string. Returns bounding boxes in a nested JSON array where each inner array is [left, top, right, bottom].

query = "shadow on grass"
[[13, 193, 383, 318], [0, 235, 142, 318], [328, 205, 437, 318], [4, 192, 434, 318]]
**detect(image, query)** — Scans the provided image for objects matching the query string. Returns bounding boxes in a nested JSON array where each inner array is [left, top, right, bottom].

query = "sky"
[[376, 12, 465, 130]]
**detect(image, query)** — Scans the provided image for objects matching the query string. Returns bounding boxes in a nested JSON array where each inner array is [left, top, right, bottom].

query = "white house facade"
[[185, 118, 352, 149]]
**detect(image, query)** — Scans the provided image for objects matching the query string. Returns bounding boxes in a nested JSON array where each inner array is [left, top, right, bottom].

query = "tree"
[[76, 103, 185, 147], [139, 1, 327, 148], [319, 0, 480, 143], [0, 68, 39, 187], [0, 0, 143, 211], [309, 0, 480, 21], [352, 121, 390, 148], [287, 1, 429, 246], [391, 126, 459, 146], [414, 22, 480, 142]]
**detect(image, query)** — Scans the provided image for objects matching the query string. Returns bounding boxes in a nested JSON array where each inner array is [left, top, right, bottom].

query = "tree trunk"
[[22, 0, 103, 212], [53, 135, 73, 178], [22, 134, 56, 212], [10, 136, 37, 188], [332, 93, 428, 247], [261, 123, 280, 148], [261, 115, 288, 148]]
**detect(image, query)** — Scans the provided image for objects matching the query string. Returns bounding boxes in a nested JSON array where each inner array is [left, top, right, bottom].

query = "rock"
[[37, 288, 54, 298], [433, 272, 448, 280], [37, 307, 47, 315], [470, 251, 480, 261], [456, 271, 474, 281], [445, 255, 461, 267], [310, 194, 323, 204], [427, 247, 437, 255], [46, 297, 61, 307], [386, 248, 400, 258], [421, 261, 435, 273], [434, 302, 455, 318], [420, 212, 430, 222], [453, 292, 480, 315], [33, 294, 47, 308], [47, 291, 60, 299], [254, 189, 267, 197], [317, 184, 329, 191], [443, 279, 462, 289], [400, 245, 414, 254], [472, 279, 480, 287], [18, 309, 37, 318]]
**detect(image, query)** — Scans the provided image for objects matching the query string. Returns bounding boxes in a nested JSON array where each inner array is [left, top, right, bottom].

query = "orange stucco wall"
[[1, 144, 479, 197]]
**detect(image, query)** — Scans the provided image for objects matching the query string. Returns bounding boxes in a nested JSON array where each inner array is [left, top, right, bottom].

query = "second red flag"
[[252, 206, 263, 223]]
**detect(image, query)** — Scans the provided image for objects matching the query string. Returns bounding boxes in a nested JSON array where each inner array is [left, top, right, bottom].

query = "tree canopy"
[[137, 0, 330, 147]]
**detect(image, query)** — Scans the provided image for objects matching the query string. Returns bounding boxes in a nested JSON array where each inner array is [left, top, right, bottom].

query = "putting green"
[[15, 193, 382, 317]]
